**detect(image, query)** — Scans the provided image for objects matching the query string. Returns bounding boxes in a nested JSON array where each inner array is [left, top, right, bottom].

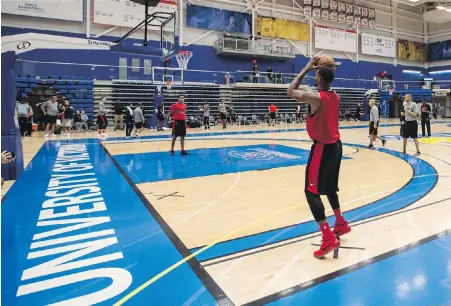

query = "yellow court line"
[[113, 202, 303, 306]]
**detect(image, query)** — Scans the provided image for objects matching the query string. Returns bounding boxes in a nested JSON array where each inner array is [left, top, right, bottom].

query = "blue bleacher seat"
[[24, 88, 33, 93], [17, 83, 28, 88], [21, 93, 28, 98]]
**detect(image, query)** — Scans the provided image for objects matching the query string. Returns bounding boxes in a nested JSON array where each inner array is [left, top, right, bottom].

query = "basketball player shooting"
[[287, 55, 351, 259]]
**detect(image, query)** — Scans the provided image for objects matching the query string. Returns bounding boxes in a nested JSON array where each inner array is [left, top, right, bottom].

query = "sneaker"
[[181, 150, 190, 156], [401, 151, 406, 156], [333, 221, 351, 237], [368, 144, 374, 149], [313, 237, 340, 259], [382, 139, 387, 147], [45, 133, 49, 137], [51, 134, 56, 138], [170, 150, 175, 156], [415, 152, 421, 156], [103, 133, 109, 137]]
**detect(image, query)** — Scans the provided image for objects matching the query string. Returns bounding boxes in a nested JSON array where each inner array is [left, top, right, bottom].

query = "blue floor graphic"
[[113, 144, 350, 184], [1, 139, 217, 305]]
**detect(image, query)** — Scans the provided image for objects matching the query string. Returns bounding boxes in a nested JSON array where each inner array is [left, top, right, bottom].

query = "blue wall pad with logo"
[[113, 144, 351, 184]]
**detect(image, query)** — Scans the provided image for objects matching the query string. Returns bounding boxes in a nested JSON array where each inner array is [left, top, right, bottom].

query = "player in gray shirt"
[[401, 94, 420, 156], [199, 103, 211, 130], [41, 96, 58, 137], [133, 104, 145, 137], [368, 99, 386, 148]]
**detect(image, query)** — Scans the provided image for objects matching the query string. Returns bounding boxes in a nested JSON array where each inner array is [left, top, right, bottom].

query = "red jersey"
[[269, 104, 278, 113], [170, 103, 186, 121], [306, 91, 340, 144]]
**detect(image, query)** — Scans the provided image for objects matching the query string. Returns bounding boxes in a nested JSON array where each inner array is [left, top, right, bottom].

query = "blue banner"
[[186, 4, 252, 34], [428, 40, 451, 62]]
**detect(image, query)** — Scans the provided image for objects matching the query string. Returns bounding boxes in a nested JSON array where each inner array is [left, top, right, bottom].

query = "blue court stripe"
[[190, 142, 438, 262]]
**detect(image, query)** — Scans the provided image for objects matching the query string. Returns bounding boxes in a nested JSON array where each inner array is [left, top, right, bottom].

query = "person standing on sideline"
[[114, 100, 124, 131], [200, 102, 211, 130], [169, 96, 189, 156], [296, 104, 301, 122], [16, 101, 31, 137], [420, 100, 431, 137], [268, 103, 278, 126], [97, 96, 108, 137], [125, 103, 134, 138], [432, 102, 438, 123], [218, 100, 227, 129], [157, 101, 166, 131], [288, 57, 350, 259], [355, 103, 362, 122], [41, 96, 59, 137], [368, 99, 387, 148], [402, 94, 421, 156], [61, 100, 74, 136], [26, 105, 34, 137], [133, 103, 145, 138]]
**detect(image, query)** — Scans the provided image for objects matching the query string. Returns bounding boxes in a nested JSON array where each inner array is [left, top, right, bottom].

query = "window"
[[119, 58, 127, 79], [144, 59, 152, 75], [132, 58, 140, 72]]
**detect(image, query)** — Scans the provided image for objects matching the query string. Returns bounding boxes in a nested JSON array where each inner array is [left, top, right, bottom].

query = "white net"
[[175, 51, 193, 70]]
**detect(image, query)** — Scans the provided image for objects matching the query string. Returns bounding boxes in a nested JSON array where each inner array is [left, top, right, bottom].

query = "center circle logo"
[[17, 41, 31, 50], [228, 149, 274, 160]]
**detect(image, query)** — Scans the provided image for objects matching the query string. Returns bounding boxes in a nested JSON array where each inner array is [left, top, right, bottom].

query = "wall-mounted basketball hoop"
[[175, 51, 193, 70]]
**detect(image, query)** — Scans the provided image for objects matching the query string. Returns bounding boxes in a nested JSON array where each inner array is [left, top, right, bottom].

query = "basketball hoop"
[[175, 51, 193, 70], [166, 80, 173, 89]]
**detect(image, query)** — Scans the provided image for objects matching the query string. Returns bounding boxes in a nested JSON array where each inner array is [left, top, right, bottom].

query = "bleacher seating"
[[93, 80, 157, 124], [15, 75, 95, 119]]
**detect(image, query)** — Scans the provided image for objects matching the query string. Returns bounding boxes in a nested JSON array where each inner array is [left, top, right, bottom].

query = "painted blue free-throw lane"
[[267, 233, 451, 306], [1, 139, 216, 305], [113, 144, 349, 184], [191, 141, 437, 262]]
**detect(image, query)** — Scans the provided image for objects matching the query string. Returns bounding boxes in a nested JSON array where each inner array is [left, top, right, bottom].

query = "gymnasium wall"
[[2, 0, 450, 85]]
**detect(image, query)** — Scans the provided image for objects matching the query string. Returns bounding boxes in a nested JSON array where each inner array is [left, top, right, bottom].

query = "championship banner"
[[398, 39, 427, 62], [2, 0, 83, 22], [428, 40, 451, 61], [361, 33, 396, 58], [256, 17, 309, 42]]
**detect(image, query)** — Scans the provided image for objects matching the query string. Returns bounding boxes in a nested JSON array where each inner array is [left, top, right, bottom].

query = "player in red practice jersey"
[[169, 96, 189, 156], [287, 56, 351, 259]]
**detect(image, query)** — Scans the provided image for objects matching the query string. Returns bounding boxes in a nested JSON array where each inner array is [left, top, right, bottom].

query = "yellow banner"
[[256, 16, 309, 42], [398, 39, 427, 62]]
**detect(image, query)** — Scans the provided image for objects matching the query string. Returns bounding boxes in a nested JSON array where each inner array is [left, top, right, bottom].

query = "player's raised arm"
[[287, 56, 322, 112]]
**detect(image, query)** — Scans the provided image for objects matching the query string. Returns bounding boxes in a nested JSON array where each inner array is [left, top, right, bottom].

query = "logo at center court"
[[228, 149, 274, 161]]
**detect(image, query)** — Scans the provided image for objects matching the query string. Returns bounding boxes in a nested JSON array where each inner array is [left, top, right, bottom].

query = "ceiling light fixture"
[[436, 5, 446, 9], [409, 0, 419, 2], [446, 8, 451, 12]]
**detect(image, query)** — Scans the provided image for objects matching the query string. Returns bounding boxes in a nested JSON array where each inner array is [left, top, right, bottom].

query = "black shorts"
[[203, 116, 209, 124], [172, 120, 186, 137], [305, 139, 342, 195], [369, 121, 378, 136], [270, 112, 276, 120], [220, 113, 226, 120], [97, 115, 108, 129], [403, 120, 418, 139], [46, 115, 57, 124], [135, 122, 144, 129]]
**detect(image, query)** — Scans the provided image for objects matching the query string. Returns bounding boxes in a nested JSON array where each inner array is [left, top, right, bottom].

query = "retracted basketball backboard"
[[113, 0, 178, 56]]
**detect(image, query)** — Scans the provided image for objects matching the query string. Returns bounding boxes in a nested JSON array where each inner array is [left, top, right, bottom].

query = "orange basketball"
[[317, 56, 335, 69]]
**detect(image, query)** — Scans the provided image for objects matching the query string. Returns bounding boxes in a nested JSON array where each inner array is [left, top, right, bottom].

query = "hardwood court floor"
[[2, 120, 451, 306]]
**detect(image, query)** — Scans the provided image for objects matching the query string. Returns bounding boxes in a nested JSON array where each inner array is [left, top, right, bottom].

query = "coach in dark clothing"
[[125, 103, 134, 138], [114, 100, 124, 130], [420, 100, 431, 137]]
